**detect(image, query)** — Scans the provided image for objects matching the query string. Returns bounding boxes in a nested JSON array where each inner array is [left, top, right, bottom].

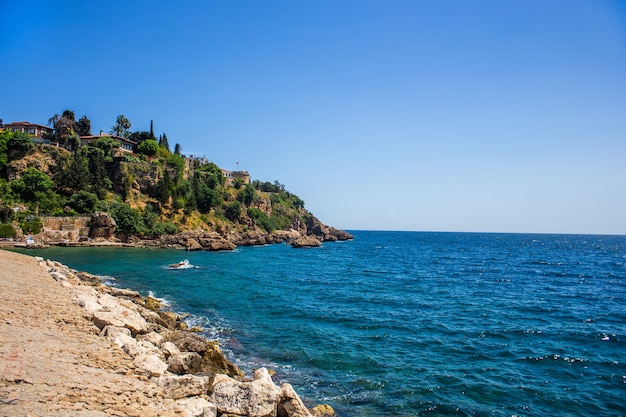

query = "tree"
[[174, 143, 182, 155], [237, 184, 256, 206], [11, 168, 54, 201], [154, 169, 173, 205], [149, 120, 155, 139], [68, 190, 98, 213], [57, 148, 90, 195], [87, 147, 111, 199], [92, 136, 120, 154], [54, 110, 78, 142], [7, 131, 33, 160], [137, 139, 159, 156], [75, 115, 92, 136], [129, 131, 151, 144], [111, 115, 131, 138], [224, 200, 242, 222], [158, 132, 170, 152]]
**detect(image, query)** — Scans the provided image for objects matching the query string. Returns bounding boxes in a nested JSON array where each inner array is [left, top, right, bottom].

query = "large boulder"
[[291, 235, 322, 248], [209, 368, 281, 417], [163, 330, 210, 354], [90, 212, 116, 239], [168, 352, 203, 375], [200, 341, 244, 378], [277, 383, 314, 417], [158, 374, 212, 399], [134, 353, 168, 377], [173, 397, 217, 417]]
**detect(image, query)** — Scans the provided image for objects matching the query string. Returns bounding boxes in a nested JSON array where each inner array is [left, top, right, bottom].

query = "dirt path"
[[0, 249, 177, 417]]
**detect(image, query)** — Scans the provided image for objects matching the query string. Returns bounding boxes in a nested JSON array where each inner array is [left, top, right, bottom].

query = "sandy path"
[[0, 250, 176, 417]]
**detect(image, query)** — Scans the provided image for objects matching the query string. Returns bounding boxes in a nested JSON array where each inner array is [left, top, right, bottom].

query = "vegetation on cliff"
[[0, 112, 343, 243]]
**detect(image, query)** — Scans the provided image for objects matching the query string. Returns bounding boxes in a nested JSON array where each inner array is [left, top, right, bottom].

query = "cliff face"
[[3, 144, 353, 248]]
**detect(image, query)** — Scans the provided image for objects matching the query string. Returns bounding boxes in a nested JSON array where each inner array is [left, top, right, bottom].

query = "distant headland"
[[0, 112, 352, 249]]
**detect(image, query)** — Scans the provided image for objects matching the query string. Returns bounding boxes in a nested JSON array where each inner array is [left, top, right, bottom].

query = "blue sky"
[[1, 0, 625, 234]]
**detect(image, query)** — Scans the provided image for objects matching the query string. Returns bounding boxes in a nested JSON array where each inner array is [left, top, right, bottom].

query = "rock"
[[49, 271, 68, 281], [312, 404, 336, 417], [161, 341, 181, 357], [75, 271, 103, 286], [209, 370, 282, 417], [174, 397, 217, 417], [168, 352, 203, 375], [144, 295, 162, 311], [186, 238, 203, 251], [200, 341, 244, 378], [277, 383, 314, 417], [204, 238, 236, 251], [326, 227, 353, 241], [91, 212, 116, 239], [70, 285, 103, 314], [137, 331, 164, 347], [107, 286, 143, 302], [134, 353, 168, 377], [163, 330, 210, 354], [157, 374, 212, 399], [92, 310, 149, 336], [291, 235, 322, 248]]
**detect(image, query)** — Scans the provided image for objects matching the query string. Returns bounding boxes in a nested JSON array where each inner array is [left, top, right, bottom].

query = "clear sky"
[[1, 0, 625, 235]]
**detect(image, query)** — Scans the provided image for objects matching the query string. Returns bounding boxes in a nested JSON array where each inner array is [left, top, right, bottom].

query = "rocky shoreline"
[[0, 249, 336, 417], [4, 212, 353, 250]]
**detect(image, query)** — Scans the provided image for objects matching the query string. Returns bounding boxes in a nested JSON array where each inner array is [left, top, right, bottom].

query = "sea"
[[16, 231, 626, 416]]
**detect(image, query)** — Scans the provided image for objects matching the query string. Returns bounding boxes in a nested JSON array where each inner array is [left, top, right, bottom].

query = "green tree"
[[174, 143, 182, 155], [154, 169, 173, 205], [68, 190, 98, 213], [11, 168, 54, 201], [0, 129, 11, 175], [111, 115, 131, 138], [159, 133, 170, 152], [224, 200, 241, 222], [59, 148, 90, 195], [7, 131, 33, 160], [75, 115, 92, 136], [87, 147, 111, 199], [237, 184, 256, 206], [129, 131, 151, 145], [110, 202, 144, 234], [92, 136, 120, 154], [137, 139, 159, 156]]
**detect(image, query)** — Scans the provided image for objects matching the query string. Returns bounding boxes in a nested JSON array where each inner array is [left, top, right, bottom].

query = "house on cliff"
[[3, 121, 53, 138], [79, 131, 137, 152]]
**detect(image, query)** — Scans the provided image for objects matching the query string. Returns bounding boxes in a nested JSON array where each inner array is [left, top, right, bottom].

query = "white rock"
[[137, 331, 164, 347], [71, 286, 103, 314], [92, 308, 149, 336], [174, 397, 217, 417], [167, 352, 202, 375], [210, 370, 281, 417], [134, 353, 168, 377], [157, 374, 211, 399], [49, 271, 67, 281], [160, 341, 181, 357], [278, 383, 314, 417]]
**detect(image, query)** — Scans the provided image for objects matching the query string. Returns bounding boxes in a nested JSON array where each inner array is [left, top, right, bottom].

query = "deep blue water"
[[17, 231, 626, 416]]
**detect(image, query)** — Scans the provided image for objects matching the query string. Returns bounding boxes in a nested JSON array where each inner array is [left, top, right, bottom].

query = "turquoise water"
[[17, 231, 626, 416]]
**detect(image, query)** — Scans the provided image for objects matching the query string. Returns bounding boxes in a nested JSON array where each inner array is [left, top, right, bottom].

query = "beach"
[[0, 249, 324, 417]]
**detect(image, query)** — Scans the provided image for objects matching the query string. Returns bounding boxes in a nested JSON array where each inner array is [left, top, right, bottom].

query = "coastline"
[[0, 249, 335, 417]]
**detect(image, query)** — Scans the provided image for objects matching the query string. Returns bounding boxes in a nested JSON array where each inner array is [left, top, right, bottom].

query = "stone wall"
[[39, 216, 91, 243]]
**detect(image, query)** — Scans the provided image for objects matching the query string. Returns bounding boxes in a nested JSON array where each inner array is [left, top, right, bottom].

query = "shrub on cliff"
[[0, 223, 16, 238], [68, 191, 99, 214]]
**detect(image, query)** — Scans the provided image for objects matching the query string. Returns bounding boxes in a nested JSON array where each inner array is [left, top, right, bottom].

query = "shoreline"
[[0, 249, 336, 417]]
